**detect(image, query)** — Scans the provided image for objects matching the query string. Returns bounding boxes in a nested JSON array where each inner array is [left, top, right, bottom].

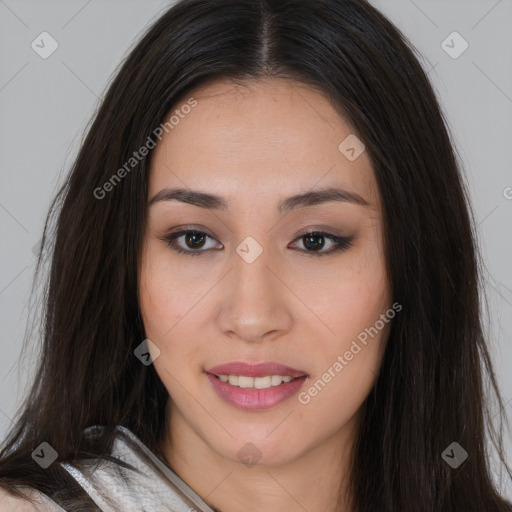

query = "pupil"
[[304, 234, 324, 251], [186, 231, 206, 249]]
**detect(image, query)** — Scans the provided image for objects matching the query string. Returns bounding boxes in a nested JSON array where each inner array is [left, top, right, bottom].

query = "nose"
[[215, 247, 293, 343]]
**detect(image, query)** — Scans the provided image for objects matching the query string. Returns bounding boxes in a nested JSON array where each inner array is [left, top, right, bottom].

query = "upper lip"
[[205, 361, 308, 378]]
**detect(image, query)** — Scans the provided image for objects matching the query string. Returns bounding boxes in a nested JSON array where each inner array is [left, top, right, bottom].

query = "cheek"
[[138, 261, 201, 389], [293, 239, 390, 404], [294, 292, 390, 440], [330, 273, 389, 343], [138, 246, 216, 387], [138, 245, 204, 339], [301, 280, 389, 398], [294, 240, 389, 348], [139, 264, 171, 339]]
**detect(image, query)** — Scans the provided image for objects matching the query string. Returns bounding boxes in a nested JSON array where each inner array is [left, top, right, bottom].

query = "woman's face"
[[139, 78, 391, 467]]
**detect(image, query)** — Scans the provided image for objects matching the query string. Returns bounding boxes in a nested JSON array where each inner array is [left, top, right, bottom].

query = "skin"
[[139, 77, 392, 512]]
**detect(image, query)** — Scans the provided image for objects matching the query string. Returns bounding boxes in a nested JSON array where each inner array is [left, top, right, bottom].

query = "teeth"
[[238, 376, 253, 388], [216, 374, 298, 389], [271, 375, 282, 386], [254, 376, 271, 389]]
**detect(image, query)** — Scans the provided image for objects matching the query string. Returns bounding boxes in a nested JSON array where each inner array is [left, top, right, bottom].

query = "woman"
[[0, 0, 510, 510]]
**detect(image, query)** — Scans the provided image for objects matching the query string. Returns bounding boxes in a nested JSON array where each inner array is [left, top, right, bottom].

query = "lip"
[[205, 361, 309, 411], [205, 361, 308, 378], [206, 373, 308, 411]]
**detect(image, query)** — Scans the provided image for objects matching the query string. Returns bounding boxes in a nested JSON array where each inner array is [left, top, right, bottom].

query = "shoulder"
[[0, 487, 65, 512]]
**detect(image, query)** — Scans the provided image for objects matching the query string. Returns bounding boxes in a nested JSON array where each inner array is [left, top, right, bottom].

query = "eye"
[[289, 230, 353, 256], [161, 229, 222, 256], [161, 229, 353, 257]]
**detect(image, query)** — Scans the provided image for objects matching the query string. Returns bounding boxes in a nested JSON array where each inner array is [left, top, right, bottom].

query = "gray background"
[[1, 0, 511, 500]]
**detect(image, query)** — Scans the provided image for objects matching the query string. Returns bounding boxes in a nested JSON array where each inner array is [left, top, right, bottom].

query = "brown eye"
[[162, 230, 222, 256], [290, 231, 354, 256]]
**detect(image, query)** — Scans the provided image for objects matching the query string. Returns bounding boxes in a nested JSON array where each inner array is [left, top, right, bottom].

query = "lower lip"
[[206, 373, 307, 411]]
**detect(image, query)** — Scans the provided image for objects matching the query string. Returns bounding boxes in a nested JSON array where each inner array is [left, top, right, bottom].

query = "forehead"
[[148, 78, 379, 211]]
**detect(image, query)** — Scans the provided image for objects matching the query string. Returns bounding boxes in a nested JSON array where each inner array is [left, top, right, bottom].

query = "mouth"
[[204, 361, 308, 411]]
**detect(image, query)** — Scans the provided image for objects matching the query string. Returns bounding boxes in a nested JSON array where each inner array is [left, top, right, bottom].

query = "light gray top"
[[1, 426, 219, 512], [59, 425, 219, 512]]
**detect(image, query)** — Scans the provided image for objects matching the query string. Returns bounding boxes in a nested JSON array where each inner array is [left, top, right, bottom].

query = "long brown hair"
[[1, 0, 510, 510]]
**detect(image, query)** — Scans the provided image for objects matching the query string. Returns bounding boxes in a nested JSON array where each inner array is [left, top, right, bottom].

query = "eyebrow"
[[148, 186, 371, 213]]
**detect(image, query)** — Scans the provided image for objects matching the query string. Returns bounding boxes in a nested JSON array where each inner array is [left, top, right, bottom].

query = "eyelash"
[[160, 228, 353, 257]]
